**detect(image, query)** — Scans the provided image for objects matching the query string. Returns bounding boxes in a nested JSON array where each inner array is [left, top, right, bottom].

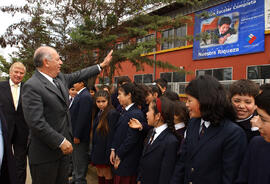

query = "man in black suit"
[[0, 105, 17, 184], [22, 46, 112, 184], [70, 81, 92, 184], [0, 62, 28, 184]]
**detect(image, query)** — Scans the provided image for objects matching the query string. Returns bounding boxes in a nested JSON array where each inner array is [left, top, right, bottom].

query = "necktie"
[[53, 79, 64, 96], [199, 122, 206, 139], [148, 130, 156, 145], [53, 79, 61, 90], [69, 97, 73, 103], [12, 84, 19, 110]]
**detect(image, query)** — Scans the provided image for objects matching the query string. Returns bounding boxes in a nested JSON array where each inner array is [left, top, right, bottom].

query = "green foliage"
[[0, 0, 206, 83]]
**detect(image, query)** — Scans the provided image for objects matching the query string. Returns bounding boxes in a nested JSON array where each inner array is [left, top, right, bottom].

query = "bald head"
[[34, 46, 63, 78], [34, 46, 56, 68]]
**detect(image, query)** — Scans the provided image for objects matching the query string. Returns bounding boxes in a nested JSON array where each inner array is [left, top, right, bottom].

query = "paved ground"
[[26, 164, 98, 184]]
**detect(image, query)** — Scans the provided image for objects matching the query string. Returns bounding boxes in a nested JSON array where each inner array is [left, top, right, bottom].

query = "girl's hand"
[[110, 150, 115, 165], [128, 118, 143, 130], [114, 155, 121, 169], [250, 115, 260, 129]]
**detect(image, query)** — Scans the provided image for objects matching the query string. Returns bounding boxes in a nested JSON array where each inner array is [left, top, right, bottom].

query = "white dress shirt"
[[9, 79, 21, 110], [174, 122, 185, 130], [199, 119, 211, 134], [151, 123, 168, 143], [125, 103, 134, 111]]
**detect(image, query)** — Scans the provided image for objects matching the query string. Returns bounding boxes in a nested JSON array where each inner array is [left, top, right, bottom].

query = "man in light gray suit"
[[22, 46, 113, 184]]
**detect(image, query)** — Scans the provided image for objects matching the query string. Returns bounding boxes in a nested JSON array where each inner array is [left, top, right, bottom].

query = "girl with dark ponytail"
[[91, 90, 120, 184], [137, 96, 179, 184], [109, 83, 147, 184]]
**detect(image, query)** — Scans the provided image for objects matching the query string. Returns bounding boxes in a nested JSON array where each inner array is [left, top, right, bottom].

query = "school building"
[[106, 0, 270, 94]]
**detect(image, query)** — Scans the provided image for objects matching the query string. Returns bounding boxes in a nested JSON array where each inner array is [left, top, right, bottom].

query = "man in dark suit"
[[22, 46, 112, 184], [0, 62, 29, 184], [69, 80, 92, 184], [0, 105, 17, 184]]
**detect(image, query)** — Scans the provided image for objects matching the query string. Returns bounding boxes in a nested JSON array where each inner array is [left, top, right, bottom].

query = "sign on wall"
[[193, 0, 265, 60], [266, 0, 270, 31]]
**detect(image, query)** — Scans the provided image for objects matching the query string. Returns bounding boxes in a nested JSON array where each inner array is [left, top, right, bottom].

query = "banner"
[[193, 0, 265, 60], [266, 0, 270, 31]]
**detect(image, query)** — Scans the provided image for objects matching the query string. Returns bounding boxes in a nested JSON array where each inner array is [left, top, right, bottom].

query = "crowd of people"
[[0, 46, 270, 184]]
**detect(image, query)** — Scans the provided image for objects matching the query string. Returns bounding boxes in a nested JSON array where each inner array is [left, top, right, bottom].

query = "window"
[[99, 77, 110, 84], [196, 68, 232, 81], [161, 25, 187, 50], [160, 72, 185, 82], [137, 34, 155, 53], [134, 74, 153, 84], [114, 76, 129, 84], [247, 65, 270, 79]]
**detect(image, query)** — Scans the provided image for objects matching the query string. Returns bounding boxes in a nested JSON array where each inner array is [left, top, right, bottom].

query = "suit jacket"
[[0, 105, 17, 184], [138, 128, 179, 184], [22, 65, 100, 165], [170, 118, 247, 184], [236, 136, 270, 184], [70, 88, 92, 142], [111, 104, 146, 176], [91, 109, 120, 165], [0, 81, 28, 144], [236, 112, 260, 142]]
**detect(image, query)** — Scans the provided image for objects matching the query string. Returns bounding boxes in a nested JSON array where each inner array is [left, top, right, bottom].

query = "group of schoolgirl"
[[90, 77, 189, 184], [90, 74, 270, 184]]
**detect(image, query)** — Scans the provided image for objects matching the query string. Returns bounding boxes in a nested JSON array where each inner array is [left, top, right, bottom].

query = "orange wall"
[[115, 34, 270, 82]]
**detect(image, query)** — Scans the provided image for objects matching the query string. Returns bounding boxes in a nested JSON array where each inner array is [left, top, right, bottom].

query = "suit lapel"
[[54, 77, 69, 106], [143, 128, 169, 157], [190, 120, 224, 159], [34, 71, 67, 105], [3, 81, 16, 111]]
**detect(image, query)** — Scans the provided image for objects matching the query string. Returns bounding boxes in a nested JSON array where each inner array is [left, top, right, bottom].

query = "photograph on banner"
[[193, 0, 265, 60], [199, 12, 239, 47], [266, 0, 270, 31]]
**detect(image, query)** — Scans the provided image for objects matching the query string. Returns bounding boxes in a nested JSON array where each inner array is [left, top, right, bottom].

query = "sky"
[[0, 0, 27, 61]]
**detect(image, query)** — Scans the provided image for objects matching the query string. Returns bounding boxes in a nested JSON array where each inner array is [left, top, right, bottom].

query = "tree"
[[1, 0, 209, 83]]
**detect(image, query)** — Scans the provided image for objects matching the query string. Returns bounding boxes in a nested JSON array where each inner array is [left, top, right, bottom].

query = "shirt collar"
[[9, 79, 21, 87], [38, 70, 54, 84], [235, 114, 253, 122], [77, 87, 86, 95], [125, 103, 134, 111], [154, 123, 168, 136], [174, 122, 185, 130], [201, 119, 211, 128]]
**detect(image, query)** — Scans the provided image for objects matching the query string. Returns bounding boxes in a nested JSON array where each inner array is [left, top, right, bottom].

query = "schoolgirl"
[[91, 90, 120, 184], [110, 83, 147, 184], [173, 101, 189, 142], [137, 96, 179, 184], [170, 75, 247, 184]]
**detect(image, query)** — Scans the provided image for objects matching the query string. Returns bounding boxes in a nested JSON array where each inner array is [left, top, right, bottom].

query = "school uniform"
[[236, 136, 270, 184], [111, 103, 146, 182], [175, 122, 186, 154], [91, 109, 120, 165], [175, 122, 185, 140], [170, 118, 247, 184], [137, 124, 179, 184], [236, 113, 260, 142]]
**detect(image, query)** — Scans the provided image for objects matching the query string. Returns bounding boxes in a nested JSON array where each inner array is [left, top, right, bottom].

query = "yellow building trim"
[[179, 94, 187, 98], [141, 31, 269, 56], [141, 45, 193, 56]]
